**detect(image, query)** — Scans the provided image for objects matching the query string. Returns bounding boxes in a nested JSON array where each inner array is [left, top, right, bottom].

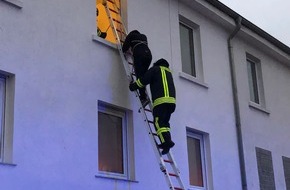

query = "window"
[[256, 147, 276, 190], [283, 156, 290, 190], [97, 101, 134, 180], [0, 72, 15, 164], [246, 54, 267, 107], [179, 15, 205, 85], [247, 59, 260, 103], [179, 22, 196, 77], [96, 0, 124, 44], [187, 130, 207, 189], [0, 76, 5, 162]]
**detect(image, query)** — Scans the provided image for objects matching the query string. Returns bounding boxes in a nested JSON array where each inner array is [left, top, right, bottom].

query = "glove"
[[129, 82, 138, 91]]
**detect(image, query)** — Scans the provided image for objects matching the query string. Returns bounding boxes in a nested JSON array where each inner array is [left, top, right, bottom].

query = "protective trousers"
[[133, 46, 152, 100], [153, 103, 176, 144]]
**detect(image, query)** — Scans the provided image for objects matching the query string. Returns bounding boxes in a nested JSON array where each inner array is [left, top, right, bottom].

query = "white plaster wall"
[[233, 36, 290, 190], [1, 0, 289, 189], [129, 0, 242, 189]]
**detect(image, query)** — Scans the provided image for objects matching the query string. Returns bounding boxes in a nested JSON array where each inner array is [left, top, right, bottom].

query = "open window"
[[96, 0, 123, 44]]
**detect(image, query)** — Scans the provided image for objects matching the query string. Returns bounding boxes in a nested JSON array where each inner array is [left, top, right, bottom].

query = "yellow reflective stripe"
[[136, 79, 144, 88], [161, 67, 170, 97], [160, 66, 171, 73], [161, 69, 167, 97], [156, 128, 170, 135], [155, 117, 165, 143], [153, 97, 176, 107]]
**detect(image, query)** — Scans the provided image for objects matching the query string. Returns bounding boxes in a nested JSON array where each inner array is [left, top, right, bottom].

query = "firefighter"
[[122, 30, 152, 107], [129, 58, 176, 155]]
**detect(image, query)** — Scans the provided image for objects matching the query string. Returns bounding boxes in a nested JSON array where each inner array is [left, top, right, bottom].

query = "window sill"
[[95, 174, 138, 183], [92, 34, 117, 49], [0, 162, 17, 167], [179, 72, 208, 89], [1, 0, 23, 8], [249, 101, 270, 115]]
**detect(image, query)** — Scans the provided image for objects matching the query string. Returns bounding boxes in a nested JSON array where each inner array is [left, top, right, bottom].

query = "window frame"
[[179, 22, 196, 77], [0, 72, 15, 165], [186, 130, 207, 189], [247, 58, 260, 104], [0, 76, 6, 162], [282, 156, 290, 190], [178, 15, 206, 87], [96, 101, 135, 181], [246, 53, 269, 113]]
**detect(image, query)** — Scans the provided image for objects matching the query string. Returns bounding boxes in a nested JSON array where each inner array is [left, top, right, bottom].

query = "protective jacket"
[[130, 59, 176, 108]]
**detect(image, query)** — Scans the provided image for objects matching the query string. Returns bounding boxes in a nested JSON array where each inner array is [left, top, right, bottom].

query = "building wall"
[[1, 0, 289, 190], [233, 36, 290, 189]]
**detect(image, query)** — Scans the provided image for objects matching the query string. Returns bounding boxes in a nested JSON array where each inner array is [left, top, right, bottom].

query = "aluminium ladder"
[[102, 1, 186, 189]]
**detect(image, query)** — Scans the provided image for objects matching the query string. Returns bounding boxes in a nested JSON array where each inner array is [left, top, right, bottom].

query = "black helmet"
[[154, 58, 169, 67]]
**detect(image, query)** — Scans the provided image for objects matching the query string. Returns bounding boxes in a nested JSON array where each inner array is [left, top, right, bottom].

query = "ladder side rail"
[[104, 4, 132, 81], [107, 0, 128, 35], [103, 1, 186, 189], [167, 152, 186, 190]]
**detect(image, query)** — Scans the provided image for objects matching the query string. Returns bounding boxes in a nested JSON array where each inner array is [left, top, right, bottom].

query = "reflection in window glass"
[[98, 112, 124, 174], [187, 136, 204, 187], [179, 22, 196, 77], [247, 59, 259, 104]]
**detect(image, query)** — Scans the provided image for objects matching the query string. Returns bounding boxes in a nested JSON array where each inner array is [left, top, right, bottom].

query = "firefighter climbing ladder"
[[102, 1, 186, 189]]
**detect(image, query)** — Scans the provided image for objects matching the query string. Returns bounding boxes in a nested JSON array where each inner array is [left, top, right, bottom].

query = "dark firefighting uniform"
[[129, 58, 176, 149], [123, 30, 152, 100]]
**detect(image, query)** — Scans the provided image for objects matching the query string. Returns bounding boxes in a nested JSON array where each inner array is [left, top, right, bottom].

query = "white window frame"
[[96, 101, 135, 181], [187, 130, 208, 190], [179, 15, 207, 88], [246, 53, 269, 114]]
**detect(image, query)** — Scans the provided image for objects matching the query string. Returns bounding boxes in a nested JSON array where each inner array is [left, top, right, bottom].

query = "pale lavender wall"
[[1, 0, 289, 189]]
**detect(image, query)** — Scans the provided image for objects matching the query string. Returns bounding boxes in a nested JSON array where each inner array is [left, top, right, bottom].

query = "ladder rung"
[[174, 187, 184, 190], [109, 8, 119, 14], [169, 173, 178, 177], [113, 18, 122, 24], [164, 159, 173, 163], [107, 0, 115, 4], [116, 29, 126, 35], [152, 132, 157, 136], [144, 108, 152, 112], [148, 120, 154, 124]]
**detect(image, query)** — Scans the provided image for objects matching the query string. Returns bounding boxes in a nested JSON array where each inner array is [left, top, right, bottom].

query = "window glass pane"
[[98, 111, 124, 174], [247, 60, 259, 103], [283, 156, 290, 190], [179, 23, 196, 77], [187, 136, 204, 187], [0, 77, 5, 159]]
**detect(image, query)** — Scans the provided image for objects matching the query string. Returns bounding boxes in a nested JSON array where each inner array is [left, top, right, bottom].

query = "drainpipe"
[[227, 16, 247, 190]]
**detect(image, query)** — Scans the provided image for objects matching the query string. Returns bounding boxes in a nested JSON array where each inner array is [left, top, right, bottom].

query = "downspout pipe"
[[227, 17, 248, 190]]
